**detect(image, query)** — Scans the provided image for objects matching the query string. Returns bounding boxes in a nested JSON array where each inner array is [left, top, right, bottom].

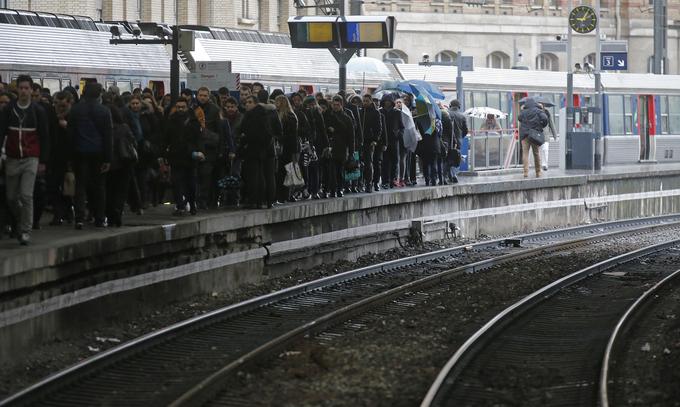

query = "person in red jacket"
[[0, 75, 49, 245]]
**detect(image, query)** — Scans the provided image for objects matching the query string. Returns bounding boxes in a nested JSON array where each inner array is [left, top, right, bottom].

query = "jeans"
[[5, 156, 38, 234]]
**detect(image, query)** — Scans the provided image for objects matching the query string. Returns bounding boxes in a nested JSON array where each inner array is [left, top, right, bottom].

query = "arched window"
[[583, 53, 596, 67], [382, 49, 408, 64], [435, 50, 457, 64], [486, 51, 510, 69], [536, 53, 559, 71]]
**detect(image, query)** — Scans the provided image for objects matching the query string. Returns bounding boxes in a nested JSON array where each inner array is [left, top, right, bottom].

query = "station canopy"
[[288, 16, 396, 49]]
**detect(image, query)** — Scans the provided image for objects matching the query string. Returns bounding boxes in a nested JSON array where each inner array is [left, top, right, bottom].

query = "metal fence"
[[466, 128, 521, 171]]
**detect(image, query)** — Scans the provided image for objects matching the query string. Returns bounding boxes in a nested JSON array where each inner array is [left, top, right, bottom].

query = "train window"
[[75, 17, 97, 31], [0, 9, 20, 24], [669, 96, 680, 134], [17, 11, 42, 26], [116, 81, 132, 93], [58, 16, 79, 29], [105, 80, 115, 91], [659, 96, 669, 134], [62, 79, 72, 88], [43, 78, 60, 94], [37, 13, 61, 27], [608, 95, 625, 135], [624, 96, 633, 134]]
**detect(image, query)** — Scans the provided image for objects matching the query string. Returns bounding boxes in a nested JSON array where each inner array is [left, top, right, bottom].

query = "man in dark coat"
[[67, 82, 112, 229], [0, 74, 49, 244], [518, 97, 548, 178], [196, 87, 223, 209], [359, 94, 382, 193], [448, 99, 469, 183], [239, 95, 278, 208], [324, 95, 355, 197], [163, 98, 203, 215], [379, 94, 403, 188]]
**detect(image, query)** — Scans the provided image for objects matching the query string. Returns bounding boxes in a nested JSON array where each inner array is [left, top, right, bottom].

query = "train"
[[1, 6, 679, 168]]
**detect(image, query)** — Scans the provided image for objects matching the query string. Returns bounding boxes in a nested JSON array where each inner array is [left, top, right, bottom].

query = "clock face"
[[569, 5, 597, 34]]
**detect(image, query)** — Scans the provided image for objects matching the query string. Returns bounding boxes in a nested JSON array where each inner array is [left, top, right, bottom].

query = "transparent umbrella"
[[464, 106, 507, 119]]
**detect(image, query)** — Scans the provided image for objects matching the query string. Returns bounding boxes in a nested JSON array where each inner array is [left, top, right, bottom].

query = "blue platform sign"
[[601, 52, 627, 70]]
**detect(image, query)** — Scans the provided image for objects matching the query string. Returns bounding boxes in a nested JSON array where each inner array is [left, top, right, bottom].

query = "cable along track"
[[4, 216, 680, 406], [422, 238, 680, 407]]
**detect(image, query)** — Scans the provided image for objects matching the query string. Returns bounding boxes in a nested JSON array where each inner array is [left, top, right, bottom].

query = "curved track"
[[4, 216, 680, 406], [422, 239, 680, 407]]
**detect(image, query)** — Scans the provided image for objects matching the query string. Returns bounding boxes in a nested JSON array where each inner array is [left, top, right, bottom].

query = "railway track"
[[4, 215, 680, 406], [421, 239, 680, 407], [600, 266, 680, 407]]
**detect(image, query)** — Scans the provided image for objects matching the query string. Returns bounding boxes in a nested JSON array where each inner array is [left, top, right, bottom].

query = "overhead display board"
[[288, 16, 396, 49]]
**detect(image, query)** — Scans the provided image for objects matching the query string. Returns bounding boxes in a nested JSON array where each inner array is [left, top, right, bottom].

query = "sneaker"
[[542, 165, 548, 171], [451, 175, 459, 183], [75, 222, 84, 230], [374, 183, 380, 192], [18, 233, 30, 245]]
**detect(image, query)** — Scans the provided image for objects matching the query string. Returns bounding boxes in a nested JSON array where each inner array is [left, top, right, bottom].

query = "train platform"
[[2, 162, 680, 362]]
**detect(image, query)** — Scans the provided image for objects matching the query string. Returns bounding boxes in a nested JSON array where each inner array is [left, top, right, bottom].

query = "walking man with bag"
[[0, 75, 49, 244], [518, 98, 548, 178]]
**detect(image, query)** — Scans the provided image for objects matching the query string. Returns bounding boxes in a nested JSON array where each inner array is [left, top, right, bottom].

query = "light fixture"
[[110, 25, 121, 38]]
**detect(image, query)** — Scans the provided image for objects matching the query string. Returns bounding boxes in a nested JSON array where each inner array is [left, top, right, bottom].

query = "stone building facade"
[[363, 0, 680, 74], [3, 0, 678, 74]]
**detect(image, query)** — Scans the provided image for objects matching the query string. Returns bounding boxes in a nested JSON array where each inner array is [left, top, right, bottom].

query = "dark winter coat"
[[110, 122, 136, 171], [360, 105, 382, 145], [518, 98, 548, 141], [240, 103, 281, 160], [279, 111, 299, 158], [68, 97, 113, 162], [448, 107, 468, 149], [304, 107, 328, 152], [382, 106, 403, 145], [324, 109, 355, 162], [163, 110, 202, 168], [0, 100, 50, 162]]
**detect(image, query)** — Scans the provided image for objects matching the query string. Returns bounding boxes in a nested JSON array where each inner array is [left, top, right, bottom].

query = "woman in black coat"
[[274, 95, 300, 202]]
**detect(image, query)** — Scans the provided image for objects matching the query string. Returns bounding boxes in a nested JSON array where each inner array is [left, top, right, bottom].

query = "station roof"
[[0, 24, 186, 76], [396, 64, 680, 95], [192, 38, 394, 85]]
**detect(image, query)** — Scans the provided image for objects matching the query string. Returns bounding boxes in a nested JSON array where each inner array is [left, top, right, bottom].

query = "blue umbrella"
[[400, 79, 446, 100], [377, 80, 446, 100]]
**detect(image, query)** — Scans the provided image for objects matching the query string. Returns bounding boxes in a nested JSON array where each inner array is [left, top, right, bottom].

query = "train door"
[[79, 77, 97, 93], [638, 95, 656, 162], [149, 80, 165, 99]]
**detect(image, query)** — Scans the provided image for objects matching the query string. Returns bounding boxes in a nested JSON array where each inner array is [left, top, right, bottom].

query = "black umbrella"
[[519, 96, 555, 108]]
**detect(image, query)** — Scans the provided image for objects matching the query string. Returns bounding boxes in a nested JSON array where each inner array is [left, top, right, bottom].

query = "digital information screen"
[[345, 22, 383, 43]]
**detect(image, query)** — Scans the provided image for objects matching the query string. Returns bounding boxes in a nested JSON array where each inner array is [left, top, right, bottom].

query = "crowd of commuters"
[[0, 75, 471, 245]]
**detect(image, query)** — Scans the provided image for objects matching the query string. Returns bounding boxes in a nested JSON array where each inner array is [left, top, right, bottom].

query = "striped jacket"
[[0, 100, 49, 162]]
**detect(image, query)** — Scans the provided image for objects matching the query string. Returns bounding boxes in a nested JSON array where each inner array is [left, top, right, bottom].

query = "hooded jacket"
[[0, 100, 49, 162], [518, 98, 548, 141]]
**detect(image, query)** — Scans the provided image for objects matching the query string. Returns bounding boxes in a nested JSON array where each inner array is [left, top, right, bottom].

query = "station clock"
[[569, 5, 597, 34]]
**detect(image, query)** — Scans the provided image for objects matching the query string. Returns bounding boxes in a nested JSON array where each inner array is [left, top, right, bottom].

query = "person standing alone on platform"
[[68, 82, 112, 229], [518, 98, 548, 178], [448, 100, 468, 183], [0, 75, 49, 244]]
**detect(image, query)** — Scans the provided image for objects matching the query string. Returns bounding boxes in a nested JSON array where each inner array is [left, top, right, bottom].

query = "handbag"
[[63, 171, 75, 197], [283, 161, 305, 188], [448, 147, 462, 167], [527, 128, 545, 146], [120, 136, 139, 163], [343, 151, 361, 182], [0, 137, 6, 173]]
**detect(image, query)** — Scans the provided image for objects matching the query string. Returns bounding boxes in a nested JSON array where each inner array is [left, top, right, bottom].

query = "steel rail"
[[599, 267, 680, 407], [420, 238, 680, 407], [170, 220, 680, 407], [3, 215, 680, 406]]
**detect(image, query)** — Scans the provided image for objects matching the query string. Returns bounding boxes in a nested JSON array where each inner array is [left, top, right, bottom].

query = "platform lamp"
[[109, 24, 180, 103]]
